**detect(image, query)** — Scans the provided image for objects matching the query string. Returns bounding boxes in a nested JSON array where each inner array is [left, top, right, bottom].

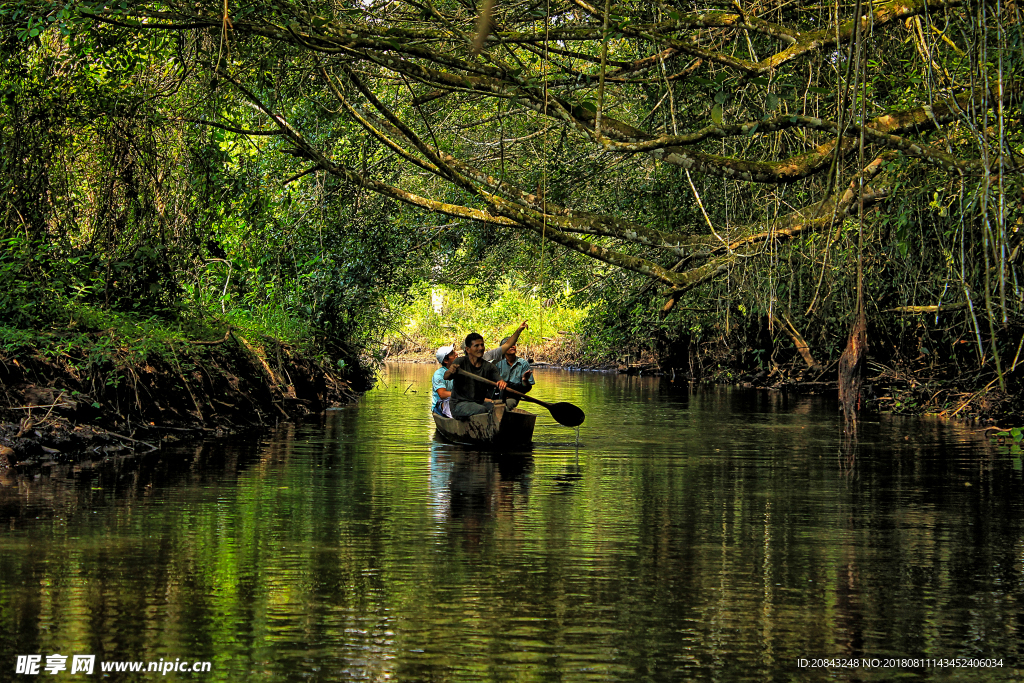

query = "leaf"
[[710, 103, 723, 125], [750, 77, 770, 87], [766, 93, 779, 111], [668, 9, 681, 20], [807, 86, 831, 95], [713, 90, 728, 105]]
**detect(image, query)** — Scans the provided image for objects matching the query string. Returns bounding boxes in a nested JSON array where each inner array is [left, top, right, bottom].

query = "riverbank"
[[5, 314, 1017, 474], [0, 313, 369, 469]]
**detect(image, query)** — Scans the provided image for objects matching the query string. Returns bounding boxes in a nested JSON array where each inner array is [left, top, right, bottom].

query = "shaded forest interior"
[[1, 0, 1022, 425]]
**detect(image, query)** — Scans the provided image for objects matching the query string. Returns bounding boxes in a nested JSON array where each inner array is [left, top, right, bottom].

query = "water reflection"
[[0, 363, 1021, 682], [428, 443, 534, 554]]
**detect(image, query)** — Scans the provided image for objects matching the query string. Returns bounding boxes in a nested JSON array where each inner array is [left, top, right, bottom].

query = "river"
[[1, 363, 1021, 682]]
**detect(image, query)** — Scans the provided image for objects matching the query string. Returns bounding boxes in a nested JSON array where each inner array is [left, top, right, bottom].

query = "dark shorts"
[[451, 400, 493, 418]]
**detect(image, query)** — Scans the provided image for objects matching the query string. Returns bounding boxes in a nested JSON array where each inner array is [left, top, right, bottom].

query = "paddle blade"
[[549, 402, 585, 427]]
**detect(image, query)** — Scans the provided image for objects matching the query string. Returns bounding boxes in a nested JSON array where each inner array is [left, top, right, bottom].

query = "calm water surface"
[[1, 363, 1022, 682]]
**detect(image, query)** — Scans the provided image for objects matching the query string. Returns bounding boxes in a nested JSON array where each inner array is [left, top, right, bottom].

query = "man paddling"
[[444, 333, 508, 418]]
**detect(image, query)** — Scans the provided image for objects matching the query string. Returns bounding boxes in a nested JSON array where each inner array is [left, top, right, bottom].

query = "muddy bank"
[[0, 331, 369, 469]]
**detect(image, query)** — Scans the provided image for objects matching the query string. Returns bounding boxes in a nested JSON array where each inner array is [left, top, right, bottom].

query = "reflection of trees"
[[2, 395, 1022, 680]]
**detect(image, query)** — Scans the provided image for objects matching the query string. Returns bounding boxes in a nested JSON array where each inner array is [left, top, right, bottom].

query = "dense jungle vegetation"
[[1, 0, 1022, 420]]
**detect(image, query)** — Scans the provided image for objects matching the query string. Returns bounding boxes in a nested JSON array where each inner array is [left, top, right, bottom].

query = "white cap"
[[436, 346, 454, 365]]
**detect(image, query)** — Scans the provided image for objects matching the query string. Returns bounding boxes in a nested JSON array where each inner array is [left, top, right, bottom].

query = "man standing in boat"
[[432, 345, 457, 417], [444, 333, 509, 418]]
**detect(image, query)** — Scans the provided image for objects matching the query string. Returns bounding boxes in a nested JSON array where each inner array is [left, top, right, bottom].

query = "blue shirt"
[[431, 366, 453, 410], [495, 356, 535, 387]]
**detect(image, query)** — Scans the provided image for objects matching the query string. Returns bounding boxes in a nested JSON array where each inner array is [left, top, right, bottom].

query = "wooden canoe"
[[432, 404, 536, 448]]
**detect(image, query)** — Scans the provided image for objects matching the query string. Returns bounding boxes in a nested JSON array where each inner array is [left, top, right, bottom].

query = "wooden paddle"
[[453, 366, 585, 427]]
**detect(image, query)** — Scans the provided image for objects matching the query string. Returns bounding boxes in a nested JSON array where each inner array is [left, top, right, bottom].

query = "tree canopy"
[[2, 0, 1022, 381]]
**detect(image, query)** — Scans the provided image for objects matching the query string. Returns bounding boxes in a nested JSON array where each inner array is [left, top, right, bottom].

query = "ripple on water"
[[1, 365, 1022, 681]]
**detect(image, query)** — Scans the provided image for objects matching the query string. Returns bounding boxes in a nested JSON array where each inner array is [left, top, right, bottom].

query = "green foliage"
[[392, 279, 588, 355], [0, 4, 428, 368], [2, 0, 1021, 392]]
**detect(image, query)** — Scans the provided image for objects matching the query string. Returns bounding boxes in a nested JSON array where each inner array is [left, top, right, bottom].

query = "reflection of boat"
[[432, 404, 536, 448], [428, 442, 535, 536]]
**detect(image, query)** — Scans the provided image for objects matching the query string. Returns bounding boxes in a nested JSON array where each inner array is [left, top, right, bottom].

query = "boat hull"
[[432, 404, 536, 448]]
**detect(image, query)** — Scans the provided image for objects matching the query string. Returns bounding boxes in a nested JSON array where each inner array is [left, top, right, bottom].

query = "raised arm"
[[497, 321, 528, 356]]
